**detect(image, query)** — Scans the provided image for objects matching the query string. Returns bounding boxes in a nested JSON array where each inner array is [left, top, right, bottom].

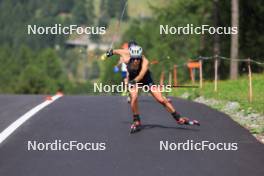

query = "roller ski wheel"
[[177, 117, 200, 126], [191, 120, 200, 126], [130, 121, 141, 134]]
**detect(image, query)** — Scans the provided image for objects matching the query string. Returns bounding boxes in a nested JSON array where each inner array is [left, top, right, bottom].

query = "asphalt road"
[[0, 95, 264, 176], [0, 95, 44, 131]]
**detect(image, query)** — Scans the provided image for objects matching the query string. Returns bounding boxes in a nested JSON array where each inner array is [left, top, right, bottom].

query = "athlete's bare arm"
[[111, 49, 130, 63], [113, 49, 129, 57]]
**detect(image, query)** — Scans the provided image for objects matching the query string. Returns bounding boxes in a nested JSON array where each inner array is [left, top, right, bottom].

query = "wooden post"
[[168, 72, 172, 86], [214, 55, 218, 92], [248, 58, 253, 103], [190, 68, 195, 85], [199, 59, 203, 88], [173, 65, 178, 86], [193, 68, 196, 83], [160, 69, 165, 86]]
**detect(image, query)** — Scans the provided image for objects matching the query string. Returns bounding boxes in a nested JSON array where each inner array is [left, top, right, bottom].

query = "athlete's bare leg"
[[149, 86, 200, 126], [129, 86, 139, 115], [129, 86, 142, 133], [150, 86, 175, 113]]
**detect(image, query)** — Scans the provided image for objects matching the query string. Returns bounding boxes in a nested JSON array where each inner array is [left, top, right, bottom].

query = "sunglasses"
[[130, 58, 142, 61]]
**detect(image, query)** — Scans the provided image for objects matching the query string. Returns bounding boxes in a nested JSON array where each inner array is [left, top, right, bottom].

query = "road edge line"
[[0, 94, 63, 144]]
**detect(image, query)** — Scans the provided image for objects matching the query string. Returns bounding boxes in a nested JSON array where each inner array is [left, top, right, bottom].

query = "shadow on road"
[[141, 124, 200, 132], [122, 121, 199, 132]]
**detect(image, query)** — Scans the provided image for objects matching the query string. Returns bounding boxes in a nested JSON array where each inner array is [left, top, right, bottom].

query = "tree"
[[230, 0, 239, 79], [17, 65, 52, 94], [57, 0, 74, 13], [85, 0, 95, 24], [35, 48, 63, 79], [213, 0, 220, 56], [98, 0, 111, 27], [72, 0, 95, 25], [122, 0, 212, 81], [106, 0, 128, 20], [89, 60, 100, 79]]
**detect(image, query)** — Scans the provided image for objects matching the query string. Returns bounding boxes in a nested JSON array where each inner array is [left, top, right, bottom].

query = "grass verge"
[[170, 74, 264, 114], [169, 74, 264, 139]]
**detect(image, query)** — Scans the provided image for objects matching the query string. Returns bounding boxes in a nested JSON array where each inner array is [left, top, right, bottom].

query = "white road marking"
[[0, 94, 63, 144]]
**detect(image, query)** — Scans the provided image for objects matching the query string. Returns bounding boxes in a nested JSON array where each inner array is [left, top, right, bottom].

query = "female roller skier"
[[106, 42, 200, 133]]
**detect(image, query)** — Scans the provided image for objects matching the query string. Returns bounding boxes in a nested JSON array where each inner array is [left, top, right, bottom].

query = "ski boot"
[[130, 120, 142, 134], [177, 117, 200, 126]]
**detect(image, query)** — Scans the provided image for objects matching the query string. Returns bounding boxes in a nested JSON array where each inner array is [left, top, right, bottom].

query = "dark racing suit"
[[127, 58, 154, 86]]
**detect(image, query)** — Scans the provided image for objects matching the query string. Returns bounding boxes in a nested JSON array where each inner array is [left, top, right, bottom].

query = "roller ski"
[[177, 117, 200, 126], [130, 120, 142, 134]]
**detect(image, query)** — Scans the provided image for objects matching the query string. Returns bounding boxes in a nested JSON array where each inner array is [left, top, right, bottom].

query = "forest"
[[0, 0, 263, 94]]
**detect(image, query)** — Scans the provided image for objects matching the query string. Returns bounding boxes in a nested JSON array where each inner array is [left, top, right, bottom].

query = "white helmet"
[[129, 45, 143, 58]]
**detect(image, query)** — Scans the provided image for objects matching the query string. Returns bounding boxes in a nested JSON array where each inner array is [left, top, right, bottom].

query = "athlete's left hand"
[[128, 79, 137, 85]]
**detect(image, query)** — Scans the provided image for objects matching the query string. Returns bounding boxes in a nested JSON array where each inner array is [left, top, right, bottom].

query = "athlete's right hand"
[[106, 49, 113, 57]]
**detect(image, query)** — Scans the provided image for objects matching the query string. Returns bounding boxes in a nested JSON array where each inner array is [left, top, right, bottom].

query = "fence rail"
[[159, 55, 264, 103]]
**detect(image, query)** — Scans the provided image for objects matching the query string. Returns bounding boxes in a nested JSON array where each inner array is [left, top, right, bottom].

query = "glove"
[[106, 49, 114, 57], [113, 66, 119, 73]]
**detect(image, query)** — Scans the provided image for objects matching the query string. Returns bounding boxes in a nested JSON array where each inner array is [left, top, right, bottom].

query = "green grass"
[[170, 74, 264, 114]]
